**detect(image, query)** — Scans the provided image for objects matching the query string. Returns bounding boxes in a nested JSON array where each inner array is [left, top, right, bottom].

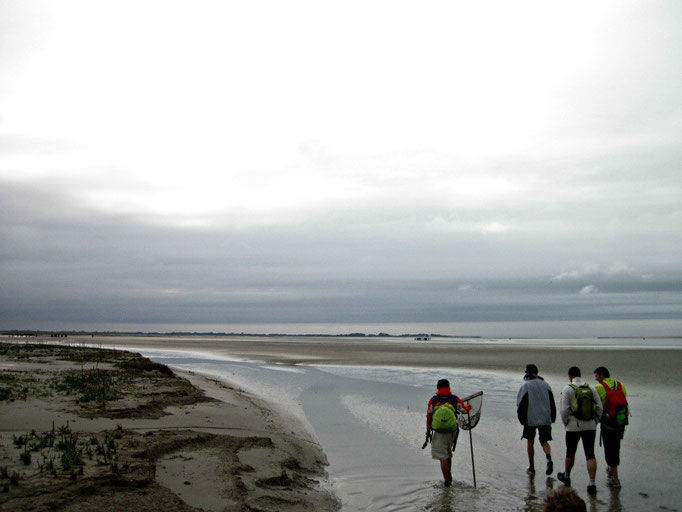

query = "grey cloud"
[[1, 2, 681, 335], [2, 177, 681, 330]]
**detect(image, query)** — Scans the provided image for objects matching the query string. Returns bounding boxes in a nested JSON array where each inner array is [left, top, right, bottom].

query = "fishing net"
[[458, 391, 483, 430]]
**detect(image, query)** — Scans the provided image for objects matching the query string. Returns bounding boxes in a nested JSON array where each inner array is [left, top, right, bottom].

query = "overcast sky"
[[1, 1, 681, 336]]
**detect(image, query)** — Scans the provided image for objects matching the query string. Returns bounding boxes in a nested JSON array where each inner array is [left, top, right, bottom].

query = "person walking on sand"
[[557, 366, 602, 495], [517, 364, 556, 476], [425, 379, 471, 486], [594, 366, 629, 488]]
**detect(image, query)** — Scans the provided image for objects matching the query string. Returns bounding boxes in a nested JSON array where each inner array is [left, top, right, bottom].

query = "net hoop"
[[458, 391, 483, 430]]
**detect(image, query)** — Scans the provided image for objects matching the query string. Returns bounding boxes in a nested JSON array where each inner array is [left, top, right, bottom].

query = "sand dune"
[[0, 340, 338, 512]]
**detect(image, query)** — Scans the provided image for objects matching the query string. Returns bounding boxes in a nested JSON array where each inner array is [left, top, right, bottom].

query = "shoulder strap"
[[570, 383, 589, 391], [433, 394, 454, 405]]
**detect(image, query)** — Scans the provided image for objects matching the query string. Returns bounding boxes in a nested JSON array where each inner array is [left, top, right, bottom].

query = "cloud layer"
[[1, 1, 681, 334]]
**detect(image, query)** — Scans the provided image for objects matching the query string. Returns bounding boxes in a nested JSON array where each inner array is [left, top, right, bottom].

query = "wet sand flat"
[[12, 334, 681, 511], [86, 334, 682, 387], [73, 334, 682, 512]]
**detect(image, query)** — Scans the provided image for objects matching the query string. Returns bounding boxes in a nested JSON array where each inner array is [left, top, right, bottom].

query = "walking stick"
[[468, 410, 477, 488], [460, 390, 483, 489]]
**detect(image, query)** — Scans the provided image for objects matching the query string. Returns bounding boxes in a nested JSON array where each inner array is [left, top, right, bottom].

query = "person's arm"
[[426, 397, 434, 433], [591, 386, 603, 420], [595, 383, 606, 420], [560, 386, 571, 426], [517, 391, 529, 425], [548, 389, 557, 423], [620, 381, 630, 417], [595, 383, 606, 402], [455, 396, 471, 413]]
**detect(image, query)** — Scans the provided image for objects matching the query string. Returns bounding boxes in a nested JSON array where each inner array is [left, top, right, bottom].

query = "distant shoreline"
[[2, 329, 475, 338], [3, 329, 682, 340], [7, 333, 677, 389]]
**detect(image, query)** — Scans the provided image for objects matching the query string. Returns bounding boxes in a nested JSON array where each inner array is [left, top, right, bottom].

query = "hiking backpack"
[[431, 402, 458, 432], [569, 384, 596, 421], [602, 380, 629, 428]]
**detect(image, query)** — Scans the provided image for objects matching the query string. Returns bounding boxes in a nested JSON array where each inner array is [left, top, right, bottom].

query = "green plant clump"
[[58, 432, 83, 471], [55, 369, 118, 403], [116, 358, 173, 376], [19, 451, 31, 465]]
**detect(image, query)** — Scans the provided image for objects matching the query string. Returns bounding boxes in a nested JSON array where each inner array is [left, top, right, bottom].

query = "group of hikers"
[[424, 364, 629, 503]]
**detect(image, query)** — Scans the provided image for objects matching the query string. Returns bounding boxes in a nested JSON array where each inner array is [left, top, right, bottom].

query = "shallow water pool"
[[140, 350, 680, 512]]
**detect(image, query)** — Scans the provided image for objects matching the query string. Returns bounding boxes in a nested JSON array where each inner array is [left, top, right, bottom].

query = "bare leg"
[[587, 458, 596, 480], [565, 457, 575, 476], [527, 440, 535, 466], [440, 458, 452, 482], [540, 441, 553, 475]]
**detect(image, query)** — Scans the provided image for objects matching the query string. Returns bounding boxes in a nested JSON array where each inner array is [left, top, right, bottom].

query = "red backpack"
[[602, 380, 628, 428]]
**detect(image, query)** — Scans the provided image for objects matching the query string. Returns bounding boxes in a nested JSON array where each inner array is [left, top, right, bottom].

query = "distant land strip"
[[0, 329, 478, 338]]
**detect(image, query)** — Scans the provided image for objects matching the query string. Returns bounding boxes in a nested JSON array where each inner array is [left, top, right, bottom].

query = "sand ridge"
[[0, 340, 338, 512]]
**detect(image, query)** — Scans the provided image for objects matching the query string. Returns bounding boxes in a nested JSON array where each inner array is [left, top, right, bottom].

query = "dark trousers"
[[566, 429, 596, 460], [601, 426, 623, 467]]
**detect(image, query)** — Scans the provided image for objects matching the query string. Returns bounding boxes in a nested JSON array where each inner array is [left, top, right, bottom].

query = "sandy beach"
[[83, 333, 682, 387], [0, 340, 338, 512], [3, 334, 681, 511]]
